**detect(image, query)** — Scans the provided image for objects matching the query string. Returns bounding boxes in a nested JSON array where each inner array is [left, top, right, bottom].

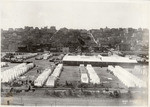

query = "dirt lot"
[[23, 56, 53, 81], [1, 95, 147, 106]]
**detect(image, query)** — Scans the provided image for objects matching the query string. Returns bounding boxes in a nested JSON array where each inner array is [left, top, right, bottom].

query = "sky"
[[1, 0, 150, 30]]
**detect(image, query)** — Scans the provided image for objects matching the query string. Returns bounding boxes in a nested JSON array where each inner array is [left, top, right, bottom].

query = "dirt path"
[[2, 96, 142, 106]]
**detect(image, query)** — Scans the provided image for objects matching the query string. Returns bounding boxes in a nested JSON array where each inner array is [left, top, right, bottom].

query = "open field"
[[57, 66, 127, 89], [94, 67, 127, 89], [59, 66, 80, 85]]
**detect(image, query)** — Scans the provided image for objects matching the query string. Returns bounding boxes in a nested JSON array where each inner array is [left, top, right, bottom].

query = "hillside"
[[1, 26, 149, 52]]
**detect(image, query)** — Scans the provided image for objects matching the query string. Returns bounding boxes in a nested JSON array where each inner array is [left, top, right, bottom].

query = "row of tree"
[[1, 26, 149, 52]]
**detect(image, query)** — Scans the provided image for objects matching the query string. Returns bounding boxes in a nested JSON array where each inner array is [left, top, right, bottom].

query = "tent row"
[[15, 53, 38, 59], [1, 63, 35, 83], [14, 63, 27, 68], [43, 53, 52, 60], [45, 64, 63, 87], [79, 64, 89, 84], [26, 63, 35, 70], [86, 64, 100, 84], [116, 66, 146, 88], [108, 65, 146, 88], [1, 62, 8, 67], [34, 67, 53, 87]]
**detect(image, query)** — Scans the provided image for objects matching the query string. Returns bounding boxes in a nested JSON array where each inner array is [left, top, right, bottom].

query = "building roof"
[[63, 54, 137, 63]]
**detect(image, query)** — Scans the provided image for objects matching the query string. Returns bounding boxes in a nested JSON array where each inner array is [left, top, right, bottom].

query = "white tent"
[[113, 66, 146, 88], [81, 74, 89, 84], [86, 64, 100, 84], [2, 63, 34, 83], [45, 64, 63, 87], [34, 68, 53, 87], [45, 76, 57, 87], [79, 64, 89, 84], [107, 65, 115, 72], [1, 62, 8, 67], [15, 53, 38, 60], [51, 64, 63, 77], [43, 53, 52, 60]]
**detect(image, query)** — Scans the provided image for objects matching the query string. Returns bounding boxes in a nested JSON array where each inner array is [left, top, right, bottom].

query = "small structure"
[[79, 64, 89, 84]]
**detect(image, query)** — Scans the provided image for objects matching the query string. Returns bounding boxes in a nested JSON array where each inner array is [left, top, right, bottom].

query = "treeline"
[[90, 27, 149, 49], [1, 26, 149, 52]]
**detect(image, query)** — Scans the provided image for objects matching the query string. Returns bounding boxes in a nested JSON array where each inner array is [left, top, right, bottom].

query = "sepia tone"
[[1, 1, 149, 106]]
